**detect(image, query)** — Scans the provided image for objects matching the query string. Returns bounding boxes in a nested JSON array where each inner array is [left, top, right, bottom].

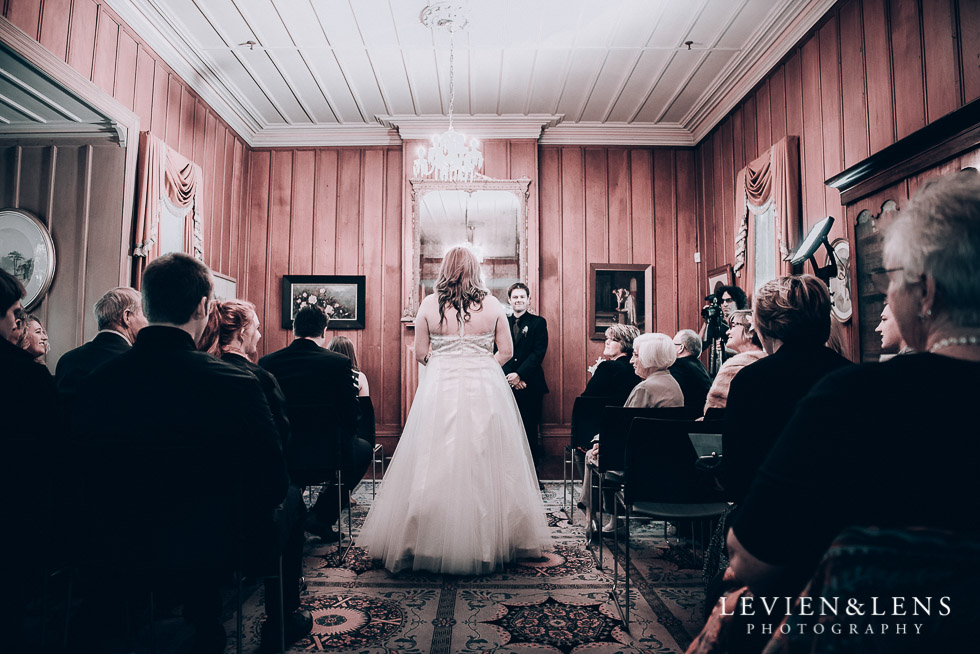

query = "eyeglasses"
[[720, 297, 735, 304], [869, 267, 904, 294]]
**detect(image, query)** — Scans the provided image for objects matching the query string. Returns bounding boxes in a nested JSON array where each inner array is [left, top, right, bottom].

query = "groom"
[[502, 282, 549, 472]]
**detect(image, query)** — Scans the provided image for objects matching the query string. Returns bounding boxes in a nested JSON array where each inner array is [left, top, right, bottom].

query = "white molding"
[[377, 114, 564, 140], [249, 125, 402, 147], [539, 122, 696, 146], [0, 121, 125, 142], [686, 0, 838, 142], [104, 0, 259, 144]]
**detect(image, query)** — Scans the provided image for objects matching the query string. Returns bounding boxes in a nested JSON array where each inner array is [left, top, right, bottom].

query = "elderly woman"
[[582, 333, 684, 533], [625, 332, 685, 408], [581, 323, 642, 405], [703, 310, 766, 413], [719, 274, 851, 503], [726, 170, 980, 601]]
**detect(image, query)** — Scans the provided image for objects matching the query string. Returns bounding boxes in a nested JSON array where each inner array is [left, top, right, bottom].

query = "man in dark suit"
[[259, 305, 370, 539], [70, 253, 310, 653], [502, 282, 549, 470], [669, 328, 712, 416], [55, 287, 147, 397]]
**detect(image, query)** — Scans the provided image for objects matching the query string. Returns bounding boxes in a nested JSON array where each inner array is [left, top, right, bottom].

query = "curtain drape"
[[733, 136, 800, 293], [132, 131, 204, 287]]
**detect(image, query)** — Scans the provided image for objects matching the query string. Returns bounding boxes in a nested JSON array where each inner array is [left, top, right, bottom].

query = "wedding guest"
[[19, 313, 48, 364], [0, 269, 57, 651], [719, 274, 851, 502], [327, 335, 370, 397], [626, 332, 685, 408], [875, 302, 912, 360], [56, 287, 147, 397], [5, 306, 25, 345], [69, 253, 308, 652], [584, 332, 684, 533], [197, 298, 306, 642], [503, 282, 549, 472], [669, 328, 711, 415], [581, 323, 642, 405], [260, 305, 370, 541], [726, 169, 980, 619], [703, 310, 766, 413]]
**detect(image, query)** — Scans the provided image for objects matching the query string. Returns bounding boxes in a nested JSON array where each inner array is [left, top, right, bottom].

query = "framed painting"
[[0, 208, 56, 311], [211, 272, 237, 301], [281, 275, 366, 330], [706, 264, 733, 297], [588, 263, 654, 340]]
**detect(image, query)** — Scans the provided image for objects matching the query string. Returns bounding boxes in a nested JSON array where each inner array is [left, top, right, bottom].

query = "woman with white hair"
[[625, 332, 685, 408], [724, 169, 980, 613]]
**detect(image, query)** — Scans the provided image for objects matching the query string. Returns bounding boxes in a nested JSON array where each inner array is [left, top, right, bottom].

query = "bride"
[[358, 245, 551, 574]]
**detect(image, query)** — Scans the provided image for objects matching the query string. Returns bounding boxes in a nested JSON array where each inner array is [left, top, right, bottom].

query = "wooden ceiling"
[[105, 0, 835, 146]]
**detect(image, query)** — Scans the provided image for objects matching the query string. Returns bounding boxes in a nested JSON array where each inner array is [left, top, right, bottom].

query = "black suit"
[[69, 326, 290, 639], [1, 338, 58, 649], [259, 339, 370, 524], [669, 355, 712, 416], [503, 312, 549, 464], [55, 331, 131, 397]]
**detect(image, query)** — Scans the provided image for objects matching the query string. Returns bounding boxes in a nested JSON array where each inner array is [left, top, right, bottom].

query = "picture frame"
[[706, 264, 733, 297], [281, 275, 365, 330], [0, 208, 57, 311], [211, 272, 237, 301], [588, 263, 654, 340]]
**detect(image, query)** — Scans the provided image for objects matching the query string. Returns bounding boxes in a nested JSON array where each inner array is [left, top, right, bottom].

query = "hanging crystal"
[[413, 3, 483, 182]]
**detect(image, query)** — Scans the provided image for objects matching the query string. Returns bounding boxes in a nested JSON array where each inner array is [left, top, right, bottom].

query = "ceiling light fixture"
[[413, 3, 483, 182]]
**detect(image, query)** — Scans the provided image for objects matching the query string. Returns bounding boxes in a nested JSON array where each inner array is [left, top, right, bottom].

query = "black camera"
[[701, 294, 721, 322], [702, 294, 728, 342]]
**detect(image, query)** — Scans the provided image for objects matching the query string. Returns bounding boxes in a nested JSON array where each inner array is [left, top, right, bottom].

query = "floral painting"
[[281, 275, 366, 330]]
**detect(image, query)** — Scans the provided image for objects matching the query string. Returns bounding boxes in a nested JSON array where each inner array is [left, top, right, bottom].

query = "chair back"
[[283, 402, 345, 481], [624, 418, 722, 503], [597, 406, 693, 473], [570, 395, 617, 450], [357, 395, 376, 447], [703, 407, 726, 422]]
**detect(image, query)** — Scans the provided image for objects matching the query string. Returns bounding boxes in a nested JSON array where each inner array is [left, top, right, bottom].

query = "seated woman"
[[719, 274, 851, 503], [327, 335, 370, 397], [703, 310, 766, 413], [714, 170, 980, 650], [583, 333, 684, 532], [581, 323, 641, 405], [19, 313, 48, 365]]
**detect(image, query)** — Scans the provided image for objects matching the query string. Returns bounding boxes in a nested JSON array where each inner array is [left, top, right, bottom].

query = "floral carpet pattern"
[[225, 482, 707, 653]]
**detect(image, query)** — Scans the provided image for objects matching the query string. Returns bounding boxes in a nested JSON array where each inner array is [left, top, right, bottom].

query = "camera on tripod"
[[702, 294, 728, 341]]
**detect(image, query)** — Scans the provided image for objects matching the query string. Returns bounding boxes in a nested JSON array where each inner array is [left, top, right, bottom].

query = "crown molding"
[[249, 125, 402, 147], [685, 0, 837, 143], [539, 122, 696, 146], [377, 114, 563, 140], [104, 0, 259, 144]]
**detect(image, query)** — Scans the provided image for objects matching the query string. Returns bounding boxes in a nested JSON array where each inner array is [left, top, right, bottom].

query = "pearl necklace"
[[929, 335, 980, 353]]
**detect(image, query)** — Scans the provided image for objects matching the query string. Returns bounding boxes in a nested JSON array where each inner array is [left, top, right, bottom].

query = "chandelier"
[[413, 3, 484, 182]]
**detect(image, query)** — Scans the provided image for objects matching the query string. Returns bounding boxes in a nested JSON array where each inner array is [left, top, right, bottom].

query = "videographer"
[[700, 285, 748, 375]]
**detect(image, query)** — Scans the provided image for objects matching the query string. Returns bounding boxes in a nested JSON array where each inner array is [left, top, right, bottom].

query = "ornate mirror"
[[404, 178, 531, 320]]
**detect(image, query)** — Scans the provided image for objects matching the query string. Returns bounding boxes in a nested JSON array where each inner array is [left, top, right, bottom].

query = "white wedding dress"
[[357, 329, 551, 575]]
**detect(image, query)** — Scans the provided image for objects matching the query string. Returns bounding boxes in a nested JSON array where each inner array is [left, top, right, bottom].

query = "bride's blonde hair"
[[435, 245, 488, 326]]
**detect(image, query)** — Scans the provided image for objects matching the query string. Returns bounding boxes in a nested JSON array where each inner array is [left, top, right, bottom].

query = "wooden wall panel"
[[695, 0, 975, 362], [244, 147, 403, 431], [539, 146, 699, 429], [92, 9, 117, 94], [39, 0, 71, 60]]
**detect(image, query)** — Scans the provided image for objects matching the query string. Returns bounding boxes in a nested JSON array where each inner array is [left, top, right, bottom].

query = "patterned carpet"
[[225, 481, 708, 653]]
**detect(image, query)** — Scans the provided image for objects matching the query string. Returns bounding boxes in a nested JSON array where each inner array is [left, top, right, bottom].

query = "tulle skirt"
[[357, 352, 551, 575]]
